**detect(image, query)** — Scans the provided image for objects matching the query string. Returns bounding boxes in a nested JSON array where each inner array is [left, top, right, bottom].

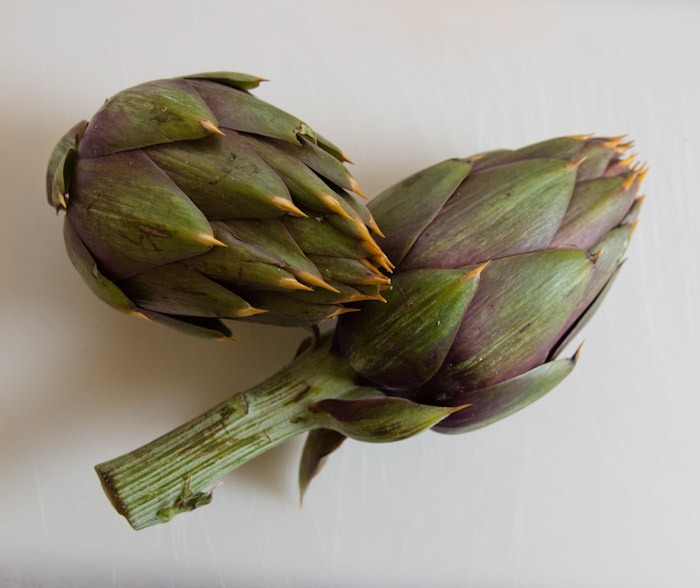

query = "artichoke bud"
[[337, 135, 645, 433], [47, 73, 389, 338]]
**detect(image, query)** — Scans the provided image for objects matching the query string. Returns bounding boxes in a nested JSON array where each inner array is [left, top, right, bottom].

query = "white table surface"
[[2, 1, 698, 586]]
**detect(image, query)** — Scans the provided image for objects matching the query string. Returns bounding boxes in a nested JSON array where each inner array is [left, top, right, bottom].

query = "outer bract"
[[337, 135, 645, 432], [46, 72, 389, 339]]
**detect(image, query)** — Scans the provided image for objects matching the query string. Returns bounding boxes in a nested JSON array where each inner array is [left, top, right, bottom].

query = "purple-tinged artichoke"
[[93, 135, 644, 530], [47, 73, 389, 339], [337, 135, 645, 432]]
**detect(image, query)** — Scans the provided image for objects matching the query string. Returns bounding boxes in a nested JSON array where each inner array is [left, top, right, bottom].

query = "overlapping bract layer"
[[46, 72, 389, 338], [337, 135, 645, 433]]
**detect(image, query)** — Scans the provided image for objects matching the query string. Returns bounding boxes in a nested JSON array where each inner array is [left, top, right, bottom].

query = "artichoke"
[[93, 135, 645, 529], [337, 134, 645, 432], [46, 72, 389, 338]]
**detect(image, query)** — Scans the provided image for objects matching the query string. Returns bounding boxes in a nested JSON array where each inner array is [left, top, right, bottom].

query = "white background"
[[2, 1, 698, 586]]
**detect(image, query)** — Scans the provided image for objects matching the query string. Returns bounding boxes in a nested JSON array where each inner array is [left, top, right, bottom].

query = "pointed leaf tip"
[[466, 261, 490, 280], [55, 190, 67, 209], [325, 307, 361, 320], [200, 119, 226, 136], [297, 272, 341, 293], [270, 197, 308, 217], [321, 195, 353, 221], [349, 177, 367, 199], [277, 277, 314, 291], [233, 307, 268, 318], [368, 216, 385, 238], [591, 248, 605, 263], [194, 233, 228, 247], [128, 310, 152, 322], [298, 428, 347, 504], [566, 155, 588, 169]]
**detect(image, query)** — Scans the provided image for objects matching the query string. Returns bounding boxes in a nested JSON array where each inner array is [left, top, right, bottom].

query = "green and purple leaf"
[[68, 151, 215, 280], [430, 354, 578, 434], [369, 158, 471, 266], [311, 395, 462, 443], [79, 79, 217, 157], [403, 158, 577, 268], [337, 267, 483, 389], [298, 428, 347, 503], [428, 249, 592, 393]]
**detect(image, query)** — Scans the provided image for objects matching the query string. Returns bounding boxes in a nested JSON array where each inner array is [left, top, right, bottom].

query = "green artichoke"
[[93, 135, 645, 530], [46, 72, 389, 339], [337, 134, 645, 432]]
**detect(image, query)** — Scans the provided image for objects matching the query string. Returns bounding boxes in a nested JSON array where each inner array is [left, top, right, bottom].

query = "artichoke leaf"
[[63, 220, 136, 313], [138, 310, 232, 340], [68, 150, 216, 279], [298, 428, 347, 503], [187, 79, 309, 145], [433, 249, 593, 392], [369, 158, 472, 266], [46, 120, 87, 208], [432, 354, 578, 434], [550, 175, 637, 249], [145, 132, 293, 220], [184, 71, 266, 92], [337, 267, 484, 390], [404, 158, 577, 268], [119, 263, 258, 319], [311, 395, 463, 443], [471, 136, 586, 171], [79, 79, 218, 157]]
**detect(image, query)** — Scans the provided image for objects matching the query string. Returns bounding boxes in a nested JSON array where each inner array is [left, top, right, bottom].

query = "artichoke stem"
[[95, 334, 357, 530]]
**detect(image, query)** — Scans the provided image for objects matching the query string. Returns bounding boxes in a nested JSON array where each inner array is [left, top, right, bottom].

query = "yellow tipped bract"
[[466, 261, 491, 280], [200, 119, 226, 136], [277, 277, 315, 292], [270, 197, 308, 218], [233, 307, 269, 318], [297, 272, 341, 293], [128, 310, 152, 322]]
